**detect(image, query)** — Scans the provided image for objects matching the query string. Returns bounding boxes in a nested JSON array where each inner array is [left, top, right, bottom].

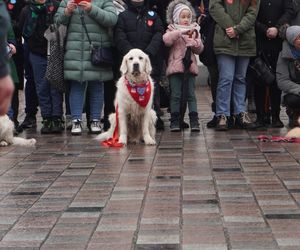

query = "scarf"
[[125, 77, 151, 107], [290, 44, 300, 60], [23, 2, 50, 39]]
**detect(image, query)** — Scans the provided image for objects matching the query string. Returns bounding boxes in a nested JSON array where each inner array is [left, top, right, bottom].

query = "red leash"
[[101, 106, 124, 148], [258, 135, 300, 143]]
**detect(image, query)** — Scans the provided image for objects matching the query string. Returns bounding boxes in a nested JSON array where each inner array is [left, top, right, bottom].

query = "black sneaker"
[[271, 116, 284, 128], [103, 118, 111, 132], [170, 112, 180, 132], [41, 118, 52, 134], [181, 120, 189, 129], [189, 112, 200, 132], [216, 115, 228, 131], [235, 112, 256, 129], [52, 118, 64, 133], [19, 116, 37, 129], [156, 116, 165, 131], [206, 116, 217, 128]]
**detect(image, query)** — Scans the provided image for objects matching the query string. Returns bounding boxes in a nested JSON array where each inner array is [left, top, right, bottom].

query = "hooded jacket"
[[163, 0, 204, 76], [114, 0, 163, 77], [209, 0, 260, 57], [277, 26, 300, 98]]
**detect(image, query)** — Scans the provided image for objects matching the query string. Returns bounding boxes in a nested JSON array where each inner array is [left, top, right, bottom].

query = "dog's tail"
[[94, 113, 116, 141]]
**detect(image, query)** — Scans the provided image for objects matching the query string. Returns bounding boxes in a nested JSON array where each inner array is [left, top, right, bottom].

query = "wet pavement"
[[0, 85, 300, 250]]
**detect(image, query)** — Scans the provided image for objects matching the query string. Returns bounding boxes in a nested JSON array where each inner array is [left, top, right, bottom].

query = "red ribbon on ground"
[[258, 135, 300, 143], [101, 106, 124, 148]]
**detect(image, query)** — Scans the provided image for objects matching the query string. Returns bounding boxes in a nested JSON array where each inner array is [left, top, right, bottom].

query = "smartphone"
[[74, 0, 90, 5]]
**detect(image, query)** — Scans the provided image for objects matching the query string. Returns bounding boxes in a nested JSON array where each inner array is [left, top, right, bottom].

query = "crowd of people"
[[1, 0, 300, 137]]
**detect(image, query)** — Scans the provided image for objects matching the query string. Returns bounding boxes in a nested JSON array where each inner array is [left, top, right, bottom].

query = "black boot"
[[189, 112, 200, 132], [271, 112, 284, 128], [41, 118, 52, 134], [170, 112, 180, 132]]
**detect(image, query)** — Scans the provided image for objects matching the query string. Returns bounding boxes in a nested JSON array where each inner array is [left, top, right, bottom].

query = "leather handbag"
[[80, 13, 113, 68], [248, 53, 275, 86]]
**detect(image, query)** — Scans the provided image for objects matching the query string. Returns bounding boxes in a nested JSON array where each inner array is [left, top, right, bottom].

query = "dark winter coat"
[[114, 1, 163, 77], [19, 0, 59, 57], [256, 0, 294, 69], [55, 0, 118, 82], [209, 0, 260, 57], [0, 0, 10, 78]]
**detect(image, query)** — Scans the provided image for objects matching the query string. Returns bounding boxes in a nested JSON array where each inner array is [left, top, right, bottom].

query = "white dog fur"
[[96, 49, 157, 145], [0, 115, 36, 147], [286, 117, 300, 138]]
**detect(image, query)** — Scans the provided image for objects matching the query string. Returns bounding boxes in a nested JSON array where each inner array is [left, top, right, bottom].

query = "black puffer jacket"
[[114, 0, 163, 77]]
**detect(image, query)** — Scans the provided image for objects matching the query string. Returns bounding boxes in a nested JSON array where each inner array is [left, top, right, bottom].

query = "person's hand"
[[181, 29, 192, 35], [78, 1, 92, 12], [65, 0, 77, 16], [197, 14, 206, 25], [226, 27, 237, 38], [266, 27, 278, 39], [0, 75, 14, 116], [8, 44, 16, 55]]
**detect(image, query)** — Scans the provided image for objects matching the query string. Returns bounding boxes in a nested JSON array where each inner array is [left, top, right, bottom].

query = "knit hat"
[[172, 3, 192, 24], [286, 26, 300, 45]]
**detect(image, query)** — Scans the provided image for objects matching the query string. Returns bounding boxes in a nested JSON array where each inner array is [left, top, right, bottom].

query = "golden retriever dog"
[[0, 115, 36, 147], [286, 117, 300, 138], [96, 49, 157, 145]]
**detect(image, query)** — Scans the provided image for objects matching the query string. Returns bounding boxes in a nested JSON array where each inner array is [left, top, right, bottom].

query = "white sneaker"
[[71, 119, 82, 135], [89, 119, 101, 134]]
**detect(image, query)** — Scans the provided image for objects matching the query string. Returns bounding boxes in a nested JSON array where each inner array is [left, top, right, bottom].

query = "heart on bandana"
[[137, 86, 146, 96]]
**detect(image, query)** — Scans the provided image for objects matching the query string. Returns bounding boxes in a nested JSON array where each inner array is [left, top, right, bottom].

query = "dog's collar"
[[125, 76, 149, 87], [125, 77, 151, 108]]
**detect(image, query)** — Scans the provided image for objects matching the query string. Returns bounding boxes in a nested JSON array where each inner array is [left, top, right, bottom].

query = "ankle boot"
[[170, 112, 180, 132], [271, 112, 284, 128], [189, 112, 200, 132]]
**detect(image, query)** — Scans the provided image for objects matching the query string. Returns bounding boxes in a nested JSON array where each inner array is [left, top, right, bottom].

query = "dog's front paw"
[[119, 134, 127, 145], [143, 135, 156, 145], [28, 139, 36, 146], [0, 141, 9, 147]]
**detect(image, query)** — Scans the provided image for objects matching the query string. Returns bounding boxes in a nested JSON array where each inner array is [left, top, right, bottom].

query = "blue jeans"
[[29, 52, 63, 119], [216, 54, 249, 116], [69, 81, 104, 121], [24, 42, 38, 117]]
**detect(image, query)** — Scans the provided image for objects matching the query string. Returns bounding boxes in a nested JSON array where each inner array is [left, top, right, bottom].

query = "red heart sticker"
[[227, 0, 233, 4], [7, 3, 14, 10], [147, 19, 154, 27], [48, 5, 54, 12]]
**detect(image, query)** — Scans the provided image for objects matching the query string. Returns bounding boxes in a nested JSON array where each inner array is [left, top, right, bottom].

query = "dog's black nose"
[[133, 63, 139, 70]]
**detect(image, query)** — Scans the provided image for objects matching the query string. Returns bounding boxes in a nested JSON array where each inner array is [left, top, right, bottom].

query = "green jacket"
[[54, 0, 117, 82], [209, 0, 260, 57]]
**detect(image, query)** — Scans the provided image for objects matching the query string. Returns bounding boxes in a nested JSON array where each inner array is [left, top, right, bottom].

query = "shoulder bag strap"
[[80, 11, 92, 46]]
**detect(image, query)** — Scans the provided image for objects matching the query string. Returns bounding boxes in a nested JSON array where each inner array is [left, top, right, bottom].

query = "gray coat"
[[55, 0, 117, 82], [277, 41, 300, 98], [0, 0, 10, 78]]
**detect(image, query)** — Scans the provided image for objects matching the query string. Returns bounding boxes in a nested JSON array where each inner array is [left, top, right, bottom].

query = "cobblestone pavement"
[[0, 85, 300, 250]]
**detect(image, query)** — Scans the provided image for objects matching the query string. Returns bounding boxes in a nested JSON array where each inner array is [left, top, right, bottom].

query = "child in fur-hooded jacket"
[[163, 0, 204, 132]]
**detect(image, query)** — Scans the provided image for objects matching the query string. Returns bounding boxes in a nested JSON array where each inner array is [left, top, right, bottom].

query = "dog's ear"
[[145, 55, 152, 75], [120, 56, 128, 75]]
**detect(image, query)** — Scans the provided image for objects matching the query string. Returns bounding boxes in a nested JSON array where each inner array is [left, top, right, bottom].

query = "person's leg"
[[29, 52, 52, 134], [51, 85, 64, 133], [103, 80, 116, 131], [270, 83, 283, 127], [88, 81, 103, 134], [232, 56, 255, 129], [11, 87, 19, 126], [186, 75, 200, 131], [20, 42, 38, 129], [254, 84, 266, 127], [206, 63, 219, 128], [169, 74, 182, 131], [215, 54, 235, 130], [69, 81, 87, 135]]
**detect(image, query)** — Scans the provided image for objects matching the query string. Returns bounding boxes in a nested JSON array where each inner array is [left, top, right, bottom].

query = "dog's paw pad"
[[144, 136, 156, 145], [0, 141, 8, 147]]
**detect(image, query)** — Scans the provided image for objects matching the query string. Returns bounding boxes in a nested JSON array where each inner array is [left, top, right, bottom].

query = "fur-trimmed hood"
[[166, 0, 196, 25]]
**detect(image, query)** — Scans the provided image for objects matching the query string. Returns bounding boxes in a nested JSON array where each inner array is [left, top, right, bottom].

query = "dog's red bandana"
[[258, 135, 300, 143], [125, 77, 151, 108]]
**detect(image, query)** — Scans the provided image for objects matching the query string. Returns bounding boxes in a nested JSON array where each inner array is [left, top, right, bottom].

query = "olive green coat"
[[209, 0, 260, 57], [54, 0, 117, 82], [7, 26, 19, 85]]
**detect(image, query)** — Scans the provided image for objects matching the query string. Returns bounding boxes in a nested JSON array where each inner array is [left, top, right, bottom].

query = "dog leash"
[[258, 135, 300, 143], [101, 105, 124, 148]]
